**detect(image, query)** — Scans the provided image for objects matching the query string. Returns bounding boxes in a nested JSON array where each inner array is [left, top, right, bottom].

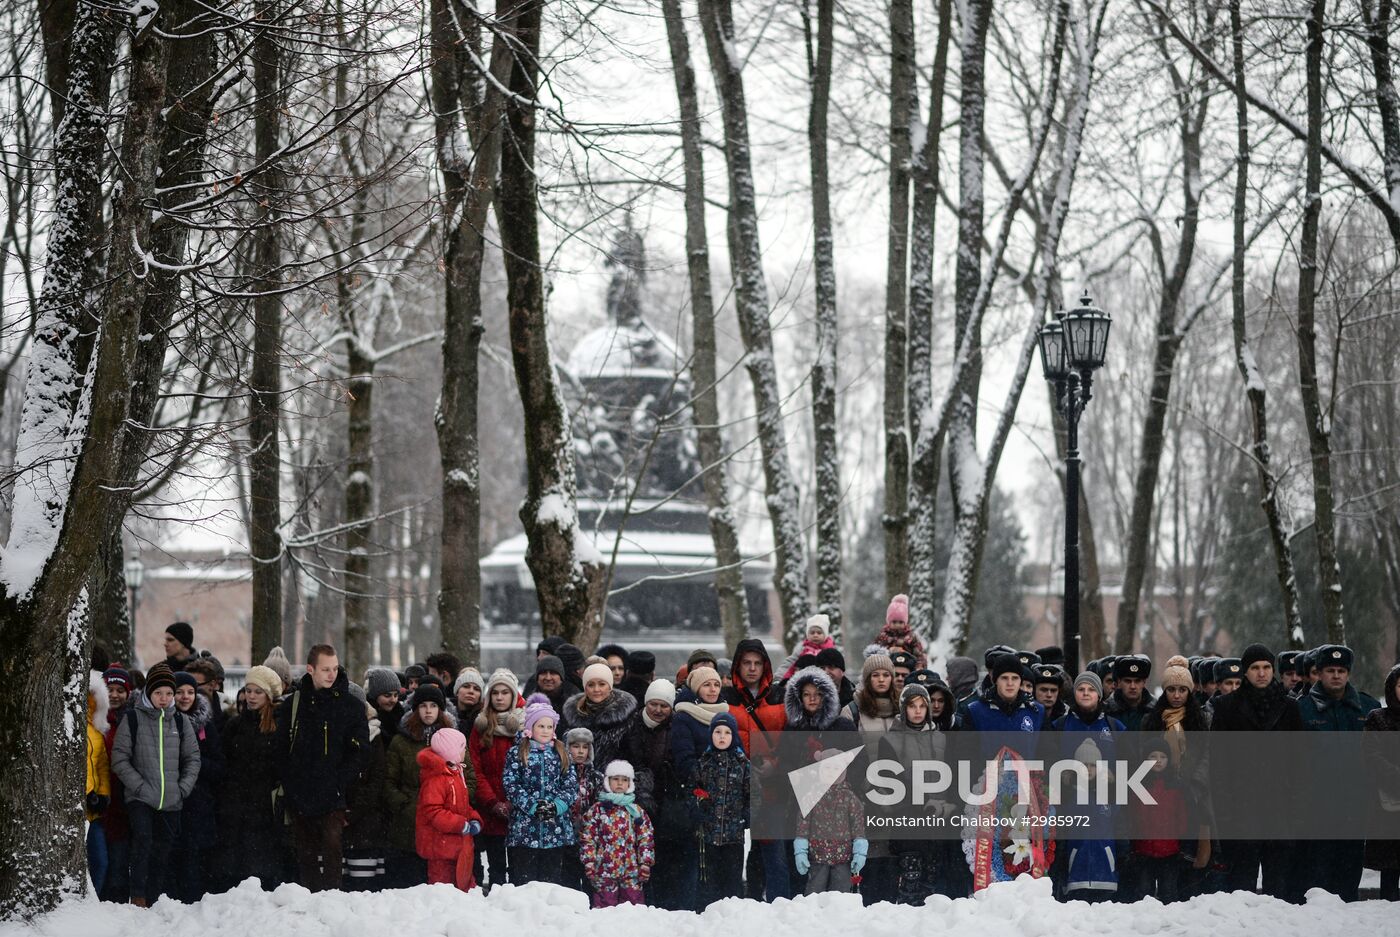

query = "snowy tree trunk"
[[804, 0, 842, 636], [342, 260, 375, 678], [661, 0, 751, 653], [1297, 0, 1346, 642], [0, 5, 170, 917], [249, 5, 286, 663], [882, 0, 915, 599], [938, 0, 994, 661], [906, 0, 952, 636], [434, 0, 512, 667], [699, 0, 811, 643], [1115, 6, 1210, 653], [1230, 0, 1304, 647], [1360, 0, 1400, 249], [498, 0, 607, 651], [928, 0, 1077, 662]]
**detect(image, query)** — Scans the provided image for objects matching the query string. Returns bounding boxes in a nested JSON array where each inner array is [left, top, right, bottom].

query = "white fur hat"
[[603, 759, 636, 793]]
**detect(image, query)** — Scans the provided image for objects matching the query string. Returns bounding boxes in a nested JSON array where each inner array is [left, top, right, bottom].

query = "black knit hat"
[[165, 621, 194, 651], [1112, 654, 1152, 681], [688, 648, 718, 670], [145, 662, 176, 695], [627, 651, 656, 676], [556, 643, 586, 679], [413, 682, 447, 711], [537, 635, 566, 656], [1240, 643, 1275, 671], [815, 647, 846, 670]]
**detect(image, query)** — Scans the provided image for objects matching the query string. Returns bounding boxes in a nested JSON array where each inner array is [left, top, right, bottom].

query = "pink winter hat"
[[523, 692, 560, 734], [886, 593, 909, 625], [430, 727, 467, 764]]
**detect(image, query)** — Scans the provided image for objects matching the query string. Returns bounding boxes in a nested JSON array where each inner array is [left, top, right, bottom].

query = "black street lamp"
[[1038, 292, 1111, 677], [124, 554, 145, 664]]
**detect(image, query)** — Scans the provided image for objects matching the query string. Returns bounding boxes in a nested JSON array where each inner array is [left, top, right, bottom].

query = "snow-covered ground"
[[4, 875, 1393, 936]]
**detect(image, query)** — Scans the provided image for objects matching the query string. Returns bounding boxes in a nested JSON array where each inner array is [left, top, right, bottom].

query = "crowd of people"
[[81, 596, 1400, 910]]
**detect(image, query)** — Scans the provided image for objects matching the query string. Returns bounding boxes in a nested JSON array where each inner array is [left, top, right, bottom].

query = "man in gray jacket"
[[110, 662, 200, 907]]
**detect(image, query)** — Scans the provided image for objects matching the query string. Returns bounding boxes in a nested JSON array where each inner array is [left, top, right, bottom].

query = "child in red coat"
[[416, 727, 482, 891], [578, 760, 655, 907]]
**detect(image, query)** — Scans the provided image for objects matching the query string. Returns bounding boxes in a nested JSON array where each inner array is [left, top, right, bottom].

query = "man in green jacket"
[[1297, 644, 1380, 901]]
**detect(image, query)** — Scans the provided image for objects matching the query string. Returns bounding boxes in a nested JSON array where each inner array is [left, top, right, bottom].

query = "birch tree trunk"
[[1229, 0, 1304, 646], [803, 0, 841, 635], [906, 0, 953, 634], [249, 4, 286, 663], [699, 0, 811, 643], [1297, 0, 1346, 641], [928, 0, 1079, 660], [433, 0, 510, 667], [0, 4, 170, 915], [661, 0, 751, 652], [498, 0, 607, 650], [883, 0, 915, 598]]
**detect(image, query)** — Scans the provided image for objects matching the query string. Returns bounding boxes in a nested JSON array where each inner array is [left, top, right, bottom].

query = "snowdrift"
[[3, 873, 1390, 936]]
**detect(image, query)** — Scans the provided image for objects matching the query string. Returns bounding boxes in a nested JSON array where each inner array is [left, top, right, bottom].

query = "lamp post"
[[1037, 292, 1111, 677], [124, 554, 145, 664]]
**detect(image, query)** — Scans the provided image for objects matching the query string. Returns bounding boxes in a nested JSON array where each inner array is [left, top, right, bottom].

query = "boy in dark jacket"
[[692, 712, 749, 908], [275, 645, 369, 892]]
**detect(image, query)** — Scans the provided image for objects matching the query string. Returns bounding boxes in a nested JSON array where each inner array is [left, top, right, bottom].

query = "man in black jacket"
[[276, 643, 369, 891], [1209, 643, 1301, 899]]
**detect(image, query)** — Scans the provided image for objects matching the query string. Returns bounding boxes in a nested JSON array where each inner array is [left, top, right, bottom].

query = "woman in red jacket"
[[469, 669, 524, 890], [417, 727, 482, 891]]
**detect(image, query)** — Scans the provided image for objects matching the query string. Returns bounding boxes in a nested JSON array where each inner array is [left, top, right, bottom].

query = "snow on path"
[[3, 874, 1390, 936]]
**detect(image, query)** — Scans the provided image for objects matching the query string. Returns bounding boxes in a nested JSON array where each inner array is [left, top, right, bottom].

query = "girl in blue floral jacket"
[[502, 693, 578, 885]]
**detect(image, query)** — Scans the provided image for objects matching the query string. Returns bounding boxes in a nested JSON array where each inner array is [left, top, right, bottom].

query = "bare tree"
[[1113, 0, 1214, 653], [801, 0, 841, 634], [699, 0, 811, 643], [661, 0, 750, 651], [0, 1, 177, 914], [881, 0, 916, 600], [431, 0, 512, 666], [1228, 0, 1304, 646], [906, 0, 953, 634], [1296, 0, 1345, 641], [498, 0, 607, 650], [248, 3, 287, 663]]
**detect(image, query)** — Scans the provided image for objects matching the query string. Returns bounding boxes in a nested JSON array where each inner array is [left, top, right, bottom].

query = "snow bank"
[[4, 874, 1388, 937]]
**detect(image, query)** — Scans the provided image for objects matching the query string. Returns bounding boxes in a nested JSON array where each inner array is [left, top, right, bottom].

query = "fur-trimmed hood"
[[784, 666, 841, 730], [87, 670, 109, 732], [180, 690, 215, 732]]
